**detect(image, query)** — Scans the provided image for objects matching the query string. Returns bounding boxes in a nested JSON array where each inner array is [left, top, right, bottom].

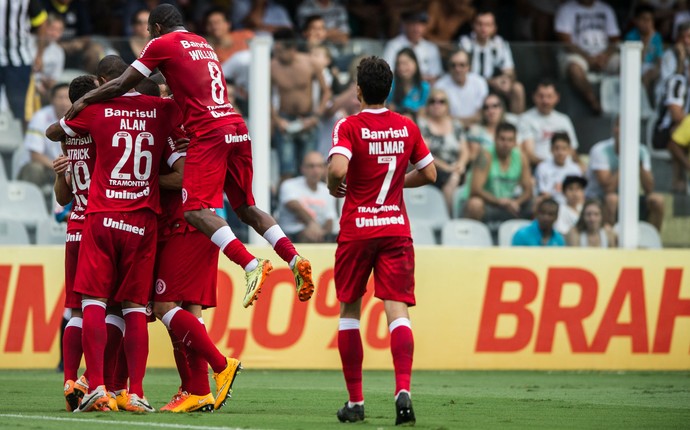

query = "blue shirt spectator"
[[386, 80, 430, 114], [624, 28, 663, 70], [511, 198, 564, 246]]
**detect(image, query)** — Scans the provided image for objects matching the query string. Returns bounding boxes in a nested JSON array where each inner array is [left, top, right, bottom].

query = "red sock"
[[123, 310, 148, 397], [168, 329, 191, 392], [390, 325, 414, 395], [103, 320, 124, 391], [63, 320, 82, 382], [167, 308, 226, 372], [186, 349, 211, 395], [82, 303, 106, 388], [338, 329, 363, 403], [274, 237, 298, 265], [112, 344, 128, 391], [222, 239, 255, 268]]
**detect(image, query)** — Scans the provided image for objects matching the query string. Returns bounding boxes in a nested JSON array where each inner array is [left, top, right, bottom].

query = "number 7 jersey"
[[329, 108, 433, 242], [60, 92, 182, 214]]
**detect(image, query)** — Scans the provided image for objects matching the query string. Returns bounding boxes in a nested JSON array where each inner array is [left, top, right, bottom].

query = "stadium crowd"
[[3, 0, 690, 250]]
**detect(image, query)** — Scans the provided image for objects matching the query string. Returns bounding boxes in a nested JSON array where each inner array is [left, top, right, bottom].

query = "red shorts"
[[74, 210, 157, 306], [182, 118, 249, 211], [223, 121, 255, 210], [334, 236, 416, 306], [64, 233, 82, 309], [154, 230, 219, 308]]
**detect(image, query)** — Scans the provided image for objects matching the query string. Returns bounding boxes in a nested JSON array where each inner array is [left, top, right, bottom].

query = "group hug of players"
[[48, 45, 313, 415]]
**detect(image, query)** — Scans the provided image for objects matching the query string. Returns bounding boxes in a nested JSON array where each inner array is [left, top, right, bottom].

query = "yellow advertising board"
[[0, 245, 688, 369]]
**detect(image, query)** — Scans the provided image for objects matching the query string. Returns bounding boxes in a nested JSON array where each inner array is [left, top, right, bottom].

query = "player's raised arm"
[[66, 66, 145, 119]]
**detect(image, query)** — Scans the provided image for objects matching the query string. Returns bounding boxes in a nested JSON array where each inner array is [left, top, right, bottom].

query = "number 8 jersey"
[[329, 108, 433, 242], [60, 92, 182, 214]]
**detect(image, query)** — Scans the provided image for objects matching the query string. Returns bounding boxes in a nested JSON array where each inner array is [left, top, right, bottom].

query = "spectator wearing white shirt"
[[518, 79, 580, 167], [18, 82, 70, 196], [459, 10, 525, 113], [554, 175, 587, 236], [382, 11, 443, 82], [278, 151, 337, 242], [433, 49, 488, 126], [555, 0, 621, 115], [534, 132, 583, 207], [585, 118, 664, 231]]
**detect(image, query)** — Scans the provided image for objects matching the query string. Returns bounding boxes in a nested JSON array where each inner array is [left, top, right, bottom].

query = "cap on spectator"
[[563, 175, 587, 190], [402, 11, 428, 23]]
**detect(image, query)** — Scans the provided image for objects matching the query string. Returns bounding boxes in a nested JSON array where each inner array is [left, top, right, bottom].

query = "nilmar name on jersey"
[[362, 126, 408, 155]]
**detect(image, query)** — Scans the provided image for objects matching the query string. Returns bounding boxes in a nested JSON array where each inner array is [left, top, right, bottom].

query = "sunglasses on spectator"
[[450, 62, 468, 68], [429, 98, 447, 105], [303, 163, 325, 168], [482, 103, 501, 110]]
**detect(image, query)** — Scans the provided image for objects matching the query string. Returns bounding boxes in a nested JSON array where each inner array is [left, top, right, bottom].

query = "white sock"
[[65, 317, 83, 329], [262, 224, 286, 247], [161, 307, 182, 329], [348, 401, 364, 407], [339, 318, 360, 331], [389, 317, 411, 333], [244, 259, 258, 272], [210, 226, 236, 251], [289, 255, 298, 269], [81, 299, 106, 311], [395, 390, 411, 400], [105, 314, 125, 335]]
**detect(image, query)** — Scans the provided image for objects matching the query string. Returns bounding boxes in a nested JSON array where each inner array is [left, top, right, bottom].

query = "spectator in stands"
[[459, 10, 526, 113], [122, 0, 175, 36], [668, 113, 690, 193], [302, 14, 328, 48], [518, 79, 580, 167], [382, 11, 443, 82], [271, 28, 330, 180], [434, 49, 488, 126], [34, 13, 65, 106], [672, 1, 690, 41], [511, 198, 565, 246], [417, 88, 469, 213], [204, 7, 254, 64], [534, 132, 583, 206], [465, 122, 533, 223], [658, 22, 690, 103], [45, 0, 108, 73], [585, 118, 665, 231], [554, 175, 587, 235], [18, 83, 70, 196], [642, 0, 681, 42], [467, 93, 521, 160], [555, 0, 621, 115], [112, 9, 149, 65], [310, 44, 339, 156], [387, 48, 429, 116], [241, 0, 293, 34], [278, 151, 337, 242], [425, 0, 475, 45], [0, 0, 46, 128], [566, 198, 617, 247], [625, 4, 663, 105], [652, 59, 690, 191], [296, 0, 349, 45]]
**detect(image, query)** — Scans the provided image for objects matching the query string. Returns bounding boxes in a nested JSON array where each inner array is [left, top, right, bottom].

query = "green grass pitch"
[[0, 369, 688, 429]]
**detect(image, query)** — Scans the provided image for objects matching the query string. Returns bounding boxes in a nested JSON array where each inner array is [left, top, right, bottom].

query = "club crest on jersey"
[[182, 188, 188, 203], [155, 279, 166, 295], [145, 302, 153, 316]]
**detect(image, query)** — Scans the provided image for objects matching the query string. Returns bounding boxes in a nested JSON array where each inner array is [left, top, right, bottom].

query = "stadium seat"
[[35, 218, 67, 245], [600, 76, 654, 119], [614, 221, 663, 249], [10, 146, 28, 179], [0, 110, 23, 155], [410, 222, 436, 245], [0, 218, 30, 245], [441, 219, 493, 247], [451, 185, 467, 219], [403, 185, 449, 231], [497, 219, 532, 247], [0, 158, 7, 186], [0, 180, 50, 228]]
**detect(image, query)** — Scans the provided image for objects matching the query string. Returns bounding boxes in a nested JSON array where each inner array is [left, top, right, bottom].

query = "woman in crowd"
[[417, 88, 469, 212], [466, 93, 520, 160], [387, 47, 429, 117], [566, 199, 617, 248]]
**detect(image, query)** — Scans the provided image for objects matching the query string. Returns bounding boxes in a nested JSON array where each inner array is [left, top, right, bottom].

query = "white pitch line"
[[0, 413, 268, 430]]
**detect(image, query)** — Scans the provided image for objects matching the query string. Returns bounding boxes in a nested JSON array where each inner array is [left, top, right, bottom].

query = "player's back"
[[332, 109, 430, 242], [64, 93, 181, 215], [135, 31, 238, 135]]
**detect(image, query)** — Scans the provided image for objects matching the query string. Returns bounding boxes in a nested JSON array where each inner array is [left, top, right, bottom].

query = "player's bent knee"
[[153, 301, 177, 320]]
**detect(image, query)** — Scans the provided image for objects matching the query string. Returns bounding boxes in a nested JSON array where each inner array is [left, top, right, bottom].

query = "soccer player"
[[66, 4, 314, 307], [52, 75, 98, 412], [327, 56, 437, 426], [47, 55, 183, 413]]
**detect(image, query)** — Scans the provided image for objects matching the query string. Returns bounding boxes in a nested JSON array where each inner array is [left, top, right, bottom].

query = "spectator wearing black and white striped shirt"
[[0, 0, 47, 125], [459, 10, 525, 114]]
